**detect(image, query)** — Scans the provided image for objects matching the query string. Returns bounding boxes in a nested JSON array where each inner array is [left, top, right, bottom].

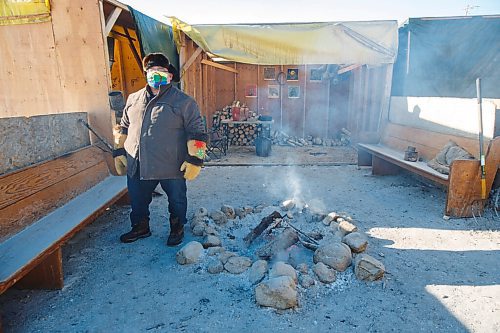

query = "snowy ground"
[[1, 146, 499, 333]]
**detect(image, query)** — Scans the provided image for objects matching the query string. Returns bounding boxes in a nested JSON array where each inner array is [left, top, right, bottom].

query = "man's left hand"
[[180, 161, 201, 180]]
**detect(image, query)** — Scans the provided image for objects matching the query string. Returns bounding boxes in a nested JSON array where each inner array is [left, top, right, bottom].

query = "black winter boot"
[[120, 218, 151, 243], [167, 217, 184, 246]]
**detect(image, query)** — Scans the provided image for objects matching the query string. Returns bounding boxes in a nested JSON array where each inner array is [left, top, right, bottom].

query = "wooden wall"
[[0, 0, 113, 174], [109, 26, 145, 100], [180, 34, 393, 141]]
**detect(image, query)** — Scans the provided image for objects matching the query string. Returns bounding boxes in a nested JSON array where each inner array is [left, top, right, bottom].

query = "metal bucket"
[[255, 137, 272, 157], [109, 91, 125, 111]]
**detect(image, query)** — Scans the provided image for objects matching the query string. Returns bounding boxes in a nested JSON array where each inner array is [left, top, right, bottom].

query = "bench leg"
[[357, 149, 372, 166], [372, 155, 401, 176], [15, 248, 64, 290]]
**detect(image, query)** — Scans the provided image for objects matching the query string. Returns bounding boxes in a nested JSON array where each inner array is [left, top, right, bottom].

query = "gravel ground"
[[1, 160, 499, 332]]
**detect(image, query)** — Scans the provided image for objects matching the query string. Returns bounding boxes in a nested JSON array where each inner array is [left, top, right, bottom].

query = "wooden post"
[[15, 248, 64, 290]]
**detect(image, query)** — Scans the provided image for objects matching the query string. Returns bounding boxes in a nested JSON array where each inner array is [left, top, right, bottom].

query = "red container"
[[231, 107, 241, 121]]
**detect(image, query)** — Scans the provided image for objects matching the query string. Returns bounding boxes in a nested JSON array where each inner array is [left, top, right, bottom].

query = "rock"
[[192, 223, 207, 236], [202, 235, 222, 249], [190, 216, 207, 230], [218, 251, 237, 264], [203, 225, 219, 236], [248, 260, 268, 284], [255, 276, 298, 310], [269, 261, 297, 283], [313, 262, 337, 283], [176, 241, 204, 265], [207, 246, 225, 256], [210, 210, 228, 225], [354, 254, 385, 281], [224, 256, 252, 274], [234, 207, 246, 219], [313, 242, 352, 272], [342, 232, 368, 253], [194, 207, 208, 219], [253, 205, 266, 213], [299, 274, 316, 288], [338, 220, 358, 235], [243, 206, 254, 214], [280, 199, 295, 211], [207, 258, 224, 274], [296, 263, 309, 274], [221, 205, 236, 219], [321, 211, 338, 226]]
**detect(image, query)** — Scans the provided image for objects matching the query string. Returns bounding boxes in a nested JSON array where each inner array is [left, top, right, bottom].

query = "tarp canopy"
[[129, 7, 179, 71], [170, 17, 398, 65], [0, 0, 50, 25], [392, 15, 500, 98]]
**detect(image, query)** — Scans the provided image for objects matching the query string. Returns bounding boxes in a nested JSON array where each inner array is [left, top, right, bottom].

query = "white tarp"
[[171, 17, 398, 65]]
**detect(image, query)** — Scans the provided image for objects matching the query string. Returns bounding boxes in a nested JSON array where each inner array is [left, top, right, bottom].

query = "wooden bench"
[[358, 122, 500, 218], [0, 145, 127, 294]]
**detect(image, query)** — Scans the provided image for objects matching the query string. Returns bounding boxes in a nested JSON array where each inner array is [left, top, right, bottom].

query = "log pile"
[[212, 103, 262, 146], [213, 101, 352, 147], [270, 129, 351, 147]]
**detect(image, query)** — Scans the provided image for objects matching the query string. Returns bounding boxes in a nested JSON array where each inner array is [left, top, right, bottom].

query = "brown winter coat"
[[120, 84, 207, 180]]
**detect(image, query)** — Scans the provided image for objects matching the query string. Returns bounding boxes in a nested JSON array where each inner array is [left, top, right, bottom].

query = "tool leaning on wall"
[[476, 78, 487, 201], [78, 119, 127, 175]]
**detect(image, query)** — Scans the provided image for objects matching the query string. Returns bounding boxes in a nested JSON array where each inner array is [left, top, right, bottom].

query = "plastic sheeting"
[[392, 16, 500, 98], [171, 17, 398, 65], [0, 0, 50, 25], [129, 7, 179, 71]]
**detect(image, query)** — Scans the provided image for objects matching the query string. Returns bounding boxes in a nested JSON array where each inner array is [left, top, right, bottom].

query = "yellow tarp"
[[0, 0, 50, 26], [171, 17, 398, 65]]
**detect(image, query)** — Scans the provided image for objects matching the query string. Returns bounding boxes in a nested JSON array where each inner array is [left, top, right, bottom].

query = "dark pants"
[[127, 170, 187, 227]]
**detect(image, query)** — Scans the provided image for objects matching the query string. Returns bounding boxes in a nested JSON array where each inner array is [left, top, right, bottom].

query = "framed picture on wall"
[[288, 86, 300, 98], [286, 68, 299, 81], [268, 85, 279, 98], [245, 84, 257, 97], [310, 68, 323, 81], [263, 67, 276, 80]]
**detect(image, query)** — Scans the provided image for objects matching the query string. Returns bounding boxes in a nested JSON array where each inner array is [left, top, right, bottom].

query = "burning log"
[[244, 211, 282, 246], [256, 228, 299, 259]]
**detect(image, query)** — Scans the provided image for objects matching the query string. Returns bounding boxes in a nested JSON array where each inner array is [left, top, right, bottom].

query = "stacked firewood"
[[213, 101, 352, 147], [270, 128, 351, 147], [212, 103, 261, 146]]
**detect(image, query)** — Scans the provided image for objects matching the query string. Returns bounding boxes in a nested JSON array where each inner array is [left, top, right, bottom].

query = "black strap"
[[185, 154, 204, 166], [112, 148, 126, 157]]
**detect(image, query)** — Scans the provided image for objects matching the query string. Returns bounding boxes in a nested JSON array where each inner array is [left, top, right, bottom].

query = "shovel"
[[476, 78, 487, 200]]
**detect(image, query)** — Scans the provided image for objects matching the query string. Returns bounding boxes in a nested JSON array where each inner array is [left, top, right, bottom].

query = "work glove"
[[113, 125, 127, 176], [180, 140, 207, 180]]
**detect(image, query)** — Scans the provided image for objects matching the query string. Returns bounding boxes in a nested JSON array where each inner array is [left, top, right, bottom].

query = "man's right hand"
[[113, 125, 127, 176]]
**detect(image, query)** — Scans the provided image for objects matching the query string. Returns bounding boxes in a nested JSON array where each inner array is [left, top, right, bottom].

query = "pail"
[[109, 91, 125, 111], [255, 137, 272, 157]]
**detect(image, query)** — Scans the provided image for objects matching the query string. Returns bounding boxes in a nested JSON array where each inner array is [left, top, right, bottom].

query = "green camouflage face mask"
[[146, 71, 170, 89]]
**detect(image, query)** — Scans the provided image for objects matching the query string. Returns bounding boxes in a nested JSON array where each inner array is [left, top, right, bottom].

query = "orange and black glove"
[[112, 125, 127, 176], [180, 140, 206, 180]]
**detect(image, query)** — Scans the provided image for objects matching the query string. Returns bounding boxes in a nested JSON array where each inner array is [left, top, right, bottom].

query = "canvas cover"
[[170, 17, 398, 65], [129, 7, 179, 71], [392, 16, 500, 98], [0, 0, 50, 25]]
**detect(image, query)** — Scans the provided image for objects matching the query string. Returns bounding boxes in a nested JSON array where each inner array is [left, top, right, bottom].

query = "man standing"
[[113, 53, 207, 246]]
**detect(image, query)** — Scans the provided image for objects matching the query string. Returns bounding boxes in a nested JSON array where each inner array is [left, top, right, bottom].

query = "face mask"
[[146, 71, 170, 89]]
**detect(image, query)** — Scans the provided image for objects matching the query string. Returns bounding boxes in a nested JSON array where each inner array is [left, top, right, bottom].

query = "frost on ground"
[[1, 164, 499, 333]]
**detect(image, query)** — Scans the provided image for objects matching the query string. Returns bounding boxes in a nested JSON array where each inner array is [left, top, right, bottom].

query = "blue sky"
[[120, 0, 499, 25]]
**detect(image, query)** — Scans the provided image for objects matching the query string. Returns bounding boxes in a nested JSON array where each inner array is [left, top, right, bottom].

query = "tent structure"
[[171, 17, 398, 66], [392, 15, 500, 98]]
